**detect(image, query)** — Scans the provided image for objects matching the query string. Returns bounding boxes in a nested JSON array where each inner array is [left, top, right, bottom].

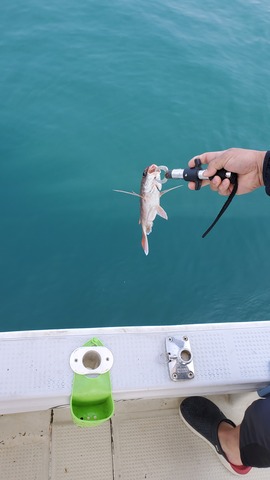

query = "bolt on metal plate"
[[165, 336, 195, 381]]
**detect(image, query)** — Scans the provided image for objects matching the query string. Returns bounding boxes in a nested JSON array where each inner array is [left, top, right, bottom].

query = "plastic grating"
[[0, 395, 270, 480], [111, 396, 270, 480], [51, 407, 113, 480], [0, 410, 50, 480]]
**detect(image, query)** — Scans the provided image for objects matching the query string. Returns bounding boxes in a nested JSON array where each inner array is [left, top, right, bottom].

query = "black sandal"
[[179, 396, 252, 476]]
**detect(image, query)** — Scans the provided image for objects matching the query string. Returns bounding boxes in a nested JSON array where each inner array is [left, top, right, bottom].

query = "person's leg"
[[179, 396, 252, 475], [180, 395, 270, 473], [239, 397, 270, 468]]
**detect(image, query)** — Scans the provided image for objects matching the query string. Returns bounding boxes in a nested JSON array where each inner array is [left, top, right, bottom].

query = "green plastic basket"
[[70, 337, 114, 427]]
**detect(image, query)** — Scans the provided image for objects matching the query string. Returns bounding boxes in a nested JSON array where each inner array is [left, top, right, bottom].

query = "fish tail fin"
[[141, 231, 149, 256]]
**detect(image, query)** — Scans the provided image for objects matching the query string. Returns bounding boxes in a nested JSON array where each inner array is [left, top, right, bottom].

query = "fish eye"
[[142, 169, 147, 177]]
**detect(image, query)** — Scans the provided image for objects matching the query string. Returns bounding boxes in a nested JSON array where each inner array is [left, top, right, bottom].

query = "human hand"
[[188, 148, 266, 195]]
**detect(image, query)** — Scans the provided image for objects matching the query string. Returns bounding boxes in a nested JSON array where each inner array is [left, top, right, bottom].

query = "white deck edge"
[[1, 320, 270, 414], [2, 319, 270, 337]]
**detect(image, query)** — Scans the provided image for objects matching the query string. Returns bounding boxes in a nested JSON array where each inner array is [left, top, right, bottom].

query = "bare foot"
[[218, 422, 243, 466]]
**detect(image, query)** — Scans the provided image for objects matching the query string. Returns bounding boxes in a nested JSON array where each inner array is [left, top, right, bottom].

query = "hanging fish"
[[114, 164, 181, 255]]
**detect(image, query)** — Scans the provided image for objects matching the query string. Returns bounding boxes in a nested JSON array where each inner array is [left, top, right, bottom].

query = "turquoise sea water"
[[1, 0, 270, 332]]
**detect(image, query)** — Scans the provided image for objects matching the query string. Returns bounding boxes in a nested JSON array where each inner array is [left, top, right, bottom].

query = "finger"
[[209, 177, 232, 195], [188, 179, 210, 190], [218, 178, 231, 196], [188, 151, 223, 168], [209, 176, 222, 192], [218, 186, 233, 196]]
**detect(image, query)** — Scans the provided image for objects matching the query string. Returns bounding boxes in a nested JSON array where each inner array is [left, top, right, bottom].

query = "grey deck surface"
[[0, 394, 269, 480]]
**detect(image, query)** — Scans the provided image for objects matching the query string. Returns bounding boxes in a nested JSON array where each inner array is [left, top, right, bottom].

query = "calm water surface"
[[1, 0, 270, 331]]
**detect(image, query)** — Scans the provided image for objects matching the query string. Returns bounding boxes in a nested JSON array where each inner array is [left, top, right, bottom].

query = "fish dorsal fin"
[[156, 205, 168, 220], [160, 185, 182, 196]]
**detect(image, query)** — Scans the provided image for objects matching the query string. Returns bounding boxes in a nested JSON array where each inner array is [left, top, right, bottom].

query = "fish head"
[[142, 164, 161, 180], [141, 164, 162, 192]]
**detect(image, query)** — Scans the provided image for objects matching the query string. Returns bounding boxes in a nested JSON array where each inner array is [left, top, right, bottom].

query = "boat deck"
[[1, 393, 269, 480]]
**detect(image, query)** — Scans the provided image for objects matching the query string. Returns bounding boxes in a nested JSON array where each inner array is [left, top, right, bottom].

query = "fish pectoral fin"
[[113, 189, 142, 198], [160, 185, 183, 196], [156, 205, 168, 220]]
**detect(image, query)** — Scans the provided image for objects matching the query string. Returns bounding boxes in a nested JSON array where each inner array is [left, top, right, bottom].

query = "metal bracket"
[[165, 336, 194, 381]]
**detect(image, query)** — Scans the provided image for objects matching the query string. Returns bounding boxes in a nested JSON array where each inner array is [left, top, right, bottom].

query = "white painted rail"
[[0, 321, 270, 414]]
